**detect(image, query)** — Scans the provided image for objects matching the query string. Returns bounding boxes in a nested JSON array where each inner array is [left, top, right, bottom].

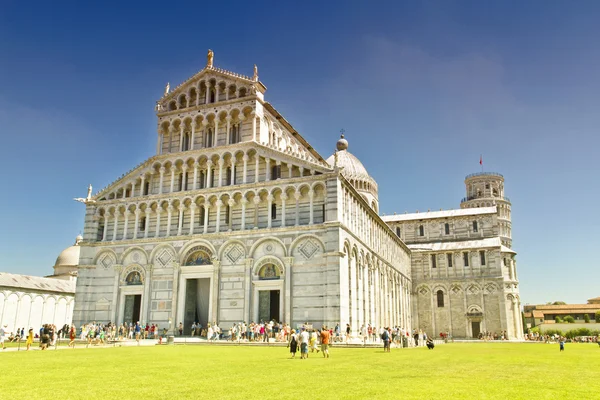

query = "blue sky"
[[0, 1, 598, 305]]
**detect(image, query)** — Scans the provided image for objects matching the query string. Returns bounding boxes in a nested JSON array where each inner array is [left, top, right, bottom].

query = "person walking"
[[0, 325, 6, 350], [299, 327, 310, 359], [288, 329, 298, 358], [320, 326, 331, 358], [69, 325, 76, 348], [381, 327, 391, 352], [25, 328, 34, 351], [310, 329, 320, 354], [559, 338, 565, 352]]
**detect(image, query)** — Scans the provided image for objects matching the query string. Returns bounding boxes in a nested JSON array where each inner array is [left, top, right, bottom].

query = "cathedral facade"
[[72, 51, 522, 339]]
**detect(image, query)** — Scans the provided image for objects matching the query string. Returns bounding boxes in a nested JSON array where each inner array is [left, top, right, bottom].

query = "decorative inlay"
[[132, 251, 141, 262], [265, 243, 274, 254], [225, 245, 244, 264], [100, 254, 114, 269], [298, 240, 318, 260], [157, 250, 173, 268], [418, 287, 429, 295]]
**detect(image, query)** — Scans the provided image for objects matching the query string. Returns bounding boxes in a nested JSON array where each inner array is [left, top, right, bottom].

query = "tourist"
[[41, 324, 51, 350], [69, 325, 76, 348], [288, 329, 298, 358], [26, 328, 34, 351], [345, 323, 351, 344], [300, 327, 310, 359], [178, 322, 184, 336], [310, 329, 319, 353], [426, 337, 435, 350], [320, 326, 330, 358], [559, 338, 565, 352], [361, 324, 368, 345], [135, 322, 141, 343], [381, 327, 390, 352], [0, 324, 6, 350], [191, 322, 196, 337]]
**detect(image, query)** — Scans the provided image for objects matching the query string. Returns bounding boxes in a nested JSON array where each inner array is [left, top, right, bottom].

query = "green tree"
[[584, 314, 590, 323], [563, 315, 575, 323], [552, 301, 567, 305], [555, 316, 562, 323]]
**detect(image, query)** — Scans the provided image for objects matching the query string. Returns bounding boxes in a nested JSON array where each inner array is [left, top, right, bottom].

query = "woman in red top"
[[68, 325, 76, 348]]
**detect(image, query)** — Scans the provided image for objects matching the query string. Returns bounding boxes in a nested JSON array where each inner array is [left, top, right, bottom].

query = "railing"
[[465, 172, 504, 179], [461, 195, 510, 203]]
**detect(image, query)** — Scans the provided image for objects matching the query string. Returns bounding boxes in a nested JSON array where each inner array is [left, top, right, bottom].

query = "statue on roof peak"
[[164, 82, 170, 96], [253, 64, 258, 81], [207, 49, 214, 68]]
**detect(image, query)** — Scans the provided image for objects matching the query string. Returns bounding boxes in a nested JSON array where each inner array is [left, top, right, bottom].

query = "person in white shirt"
[[0, 324, 6, 350], [299, 327, 310, 359]]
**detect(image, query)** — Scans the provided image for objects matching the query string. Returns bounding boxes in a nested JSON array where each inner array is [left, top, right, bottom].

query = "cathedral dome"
[[326, 134, 379, 211], [53, 236, 82, 271]]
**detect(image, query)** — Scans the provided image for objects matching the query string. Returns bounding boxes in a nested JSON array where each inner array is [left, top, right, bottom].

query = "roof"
[[532, 311, 544, 318], [0, 272, 76, 294], [381, 206, 497, 222], [326, 150, 371, 180], [533, 304, 599, 311], [407, 237, 504, 252]]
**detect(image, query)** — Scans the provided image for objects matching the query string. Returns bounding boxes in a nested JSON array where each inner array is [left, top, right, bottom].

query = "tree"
[[552, 301, 567, 305], [555, 316, 563, 323], [563, 315, 575, 323], [595, 311, 600, 323], [584, 314, 590, 323]]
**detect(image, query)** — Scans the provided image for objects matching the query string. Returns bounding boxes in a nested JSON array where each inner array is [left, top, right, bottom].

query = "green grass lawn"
[[2, 342, 599, 399]]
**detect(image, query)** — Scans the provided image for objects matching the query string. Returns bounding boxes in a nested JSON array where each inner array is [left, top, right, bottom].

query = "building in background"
[[524, 298, 600, 329], [0, 236, 80, 334]]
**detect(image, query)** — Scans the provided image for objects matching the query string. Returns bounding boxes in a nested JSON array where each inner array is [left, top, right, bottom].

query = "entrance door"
[[124, 295, 141, 323], [259, 290, 280, 322], [471, 321, 481, 338], [184, 278, 210, 334]]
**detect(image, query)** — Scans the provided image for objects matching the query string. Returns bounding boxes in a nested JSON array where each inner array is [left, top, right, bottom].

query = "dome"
[[326, 150, 371, 180], [54, 236, 82, 268]]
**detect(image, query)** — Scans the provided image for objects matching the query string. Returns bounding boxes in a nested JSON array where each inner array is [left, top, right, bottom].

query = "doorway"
[[124, 295, 141, 323], [184, 278, 210, 334], [258, 290, 280, 322], [471, 321, 481, 338]]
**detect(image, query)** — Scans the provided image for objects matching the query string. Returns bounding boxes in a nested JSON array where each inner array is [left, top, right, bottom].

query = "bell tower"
[[460, 172, 512, 247]]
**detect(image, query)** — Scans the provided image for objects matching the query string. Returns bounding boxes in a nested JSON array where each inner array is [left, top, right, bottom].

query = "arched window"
[[199, 206, 205, 226], [209, 89, 216, 103], [419, 225, 424, 236], [231, 124, 240, 144], [226, 167, 232, 186], [205, 128, 213, 147], [126, 271, 143, 285], [444, 223, 450, 235], [473, 221, 478, 232], [396, 227, 401, 237], [225, 205, 230, 225], [184, 246, 212, 266], [437, 290, 444, 307], [258, 263, 280, 280], [271, 203, 277, 220]]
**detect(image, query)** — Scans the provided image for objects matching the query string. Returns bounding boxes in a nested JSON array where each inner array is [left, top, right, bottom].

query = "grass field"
[[2, 342, 599, 399]]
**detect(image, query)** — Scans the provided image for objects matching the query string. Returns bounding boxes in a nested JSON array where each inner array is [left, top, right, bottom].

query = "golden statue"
[[207, 49, 214, 68]]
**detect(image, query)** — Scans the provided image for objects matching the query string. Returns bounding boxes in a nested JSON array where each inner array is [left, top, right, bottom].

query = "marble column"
[[241, 198, 247, 230], [155, 208, 161, 238], [242, 154, 248, 184], [203, 202, 210, 234], [281, 193, 287, 227], [166, 206, 173, 237], [122, 210, 130, 240], [112, 211, 119, 241], [189, 204, 197, 235], [158, 167, 165, 195], [215, 200, 222, 233], [267, 194, 273, 229]]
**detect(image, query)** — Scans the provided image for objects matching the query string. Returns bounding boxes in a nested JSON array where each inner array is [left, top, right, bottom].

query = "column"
[[177, 206, 184, 236], [228, 199, 235, 231], [255, 155, 260, 183], [179, 124, 184, 151], [122, 187, 126, 199], [226, 115, 231, 145], [133, 209, 141, 239], [155, 208, 161, 238], [196, 86, 200, 105], [267, 194, 273, 229], [281, 193, 287, 227], [181, 165, 188, 191], [189, 204, 197, 235], [166, 205, 173, 237], [215, 200, 222, 233], [241, 198, 247, 230], [169, 167, 176, 193], [218, 158, 224, 187], [202, 120, 209, 147], [122, 210, 130, 240], [190, 121, 196, 150], [193, 162, 199, 190], [112, 211, 119, 241], [158, 167, 165, 194], [215, 85, 220, 103], [288, 163, 293, 178], [230, 160, 236, 185], [205, 84, 210, 103], [203, 202, 210, 234], [102, 215, 109, 241], [252, 113, 257, 141], [140, 176, 146, 196], [265, 157, 271, 181], [294, 192, 301, 226], [214, 120, 219, 148], [144, 209, 151, 238], [242, 154, 248, 184], [131, 182, 135, 198], [308, 190, 314, 225], [253, 197, 260, 228], [206, 161, 213, 188]]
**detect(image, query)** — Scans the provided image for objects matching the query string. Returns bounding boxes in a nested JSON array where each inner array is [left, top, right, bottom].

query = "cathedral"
[[71, 50, 523, 339]]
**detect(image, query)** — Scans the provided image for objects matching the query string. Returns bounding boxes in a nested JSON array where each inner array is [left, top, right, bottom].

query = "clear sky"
[[1, 1, 598, 305]]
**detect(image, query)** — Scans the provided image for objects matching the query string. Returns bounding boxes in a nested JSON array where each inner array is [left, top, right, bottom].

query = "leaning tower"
[[460, 172, 512, 247]]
